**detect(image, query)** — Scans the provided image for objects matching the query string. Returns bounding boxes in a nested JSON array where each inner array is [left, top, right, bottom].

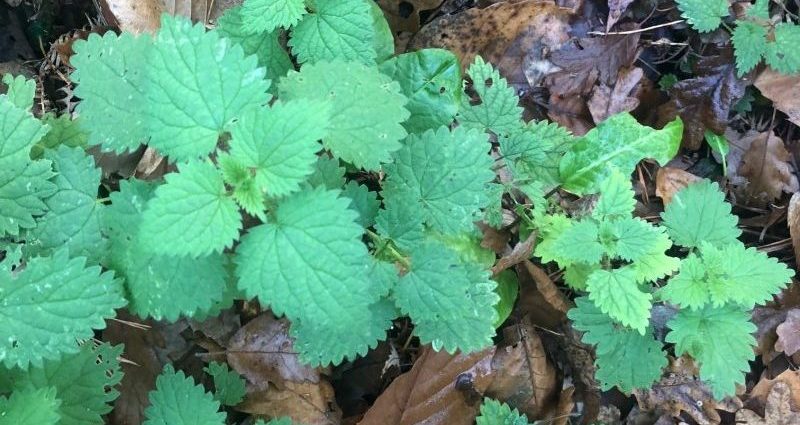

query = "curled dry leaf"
[[735, 132, 798, 206], [655, 167, 702, 205], [376, 0, 445, 33], [776, 309, 800, 356], [633, 356, 742, 425], [746, 369, 800, 415], [737, 382, 800, 424], [516, 260, 572, 328], [755, 68, 800, 127], [587, 66, 643, 124], [788, 193, 800, 268], [606, 0, 635, 31], [491, 231, 537, 276]]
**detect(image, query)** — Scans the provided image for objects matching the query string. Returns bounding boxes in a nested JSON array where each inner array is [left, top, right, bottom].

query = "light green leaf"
[[279, 60, 409, 170], [382, 126, 494, 234], [749, 0, 770, 19], [660, 180, 740, 249], [379, 49, 462, 134], [0, 96, 48, 167], [592, 168, 635, 221], [563, 263, 599, 290], [240, 0, 307, 33], [204, 362, 246, 406], [704, 130, 729, 174], [145, 15, 269, 161], [140, 161, 242, 257], [32, 113, 88, 159], [458, 56, 523, 136], [1, 74, 35, 111], [661, 252, 714, 309], [764, 23, 800, 75], [666, 305, 756, 399], [569, 297, 667, 392], [375, 198, 425, 252], [606, 218, 670, 263], [538, 220, 604, 267], [144, 366, 226, 425], [493, 270, 519, 328], [476, 398, 531, 425], [0, 160, 56, 238], [0, 387, 60, 425], [586, 267, 652, 334], [676, 0, 729, 32], [560, 114, 682, 194], [289, 0, 375, 64], [342, 181, 380, 228], [0, 249, 125, 369], [732, 21, 767, 75], [500, 121, 574, 189], [305, 155, 345, 189]]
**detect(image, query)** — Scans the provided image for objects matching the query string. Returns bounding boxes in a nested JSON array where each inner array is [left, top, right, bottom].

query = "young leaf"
[[0, 387, 60, 425], [569, 297, 666, 392], [71, 32, 150, 153], [592, 168, 635, 221], [0, 249, 125, 369], [395, 242, 499, 354], [764, 23, 800, 75], [458, 56, 523, 136], [289, 0, 375, 64], [140, 161, 242, 258], [660, 180, 741, 249], [228, 100, 329, 197], [536, 220, 604, 267], [666, 305, 756, 399], [0, 96, 49, 167], [33, 113, 88, 159], [381, 126, 494, 234], [1, 74, 35, 110], [476, 398, 531, 425], [143, 366, 226, 425], [240, 0, 307, 33], [732, 21, 767, 75], [606, 218, 671, 263], [586, 267, 652, 334], [675, 0, 729, 32], [279, 60, 409, 170], [499, 121, 574, 189], [204, 362, 246, 406], [559, 114, 682, 194], [145, 15, 269, 161], [704, 130, 729, 175], [379, 49, 463, 134]]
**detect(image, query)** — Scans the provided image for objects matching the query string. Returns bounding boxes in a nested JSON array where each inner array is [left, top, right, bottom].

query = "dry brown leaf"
[[99, 0, 235, 33], [747, 369, 800, 414], [755, 68, 800, 127], [358, 346, 496, 425], [737, 382, 800, 424], [736, 132, 798, 206], [376, 0, 445, 33], [239, 381, 341, 425], [633, 356, 742, 425], [776, 309, 800, 356], [655, 167, 702, 205], [516, 260, 571, 328], [788, 193, 800, 268], [606, 0, 635, 31], [491, 231, 537, 276], [588, 66, 643, 124]]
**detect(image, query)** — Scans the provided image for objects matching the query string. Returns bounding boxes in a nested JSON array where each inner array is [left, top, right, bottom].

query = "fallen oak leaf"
[[737, 382, 800, 424]]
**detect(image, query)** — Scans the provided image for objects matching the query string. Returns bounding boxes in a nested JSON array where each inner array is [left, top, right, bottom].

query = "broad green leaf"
[[218, 153, 265, 220], [395, 242, 498, 354], [676, 0, 729, 32], [0, 387, 60, 425], [666, 305, 756, 399], [305, 156, 345, 189], [369, 1, 394, 63], [493, 270, 519, 328], [764, 23, 800, 75], [569, 297, 667, 392], [732, 21, 767, 75], [458, 56, 523, 136], [0, 249, 125, 369], [660, 180, 740, 249], [229, 100, 328, 197], [145, 15, 269, 161], [0, 96, 48, 167], [240, 0, 307, 33], [32, 113, 88, 159], [143, 366, 226, 425], [564, 262, 599, 290], [704, 130, 729, 175], [382, 126, 494, 234], [279, 60, 409, 170], [499, 121, 574, 189], [204, 362, 246, 406], [140, 161, 242, 257], [592, 169, 635, 221], [236, 188, 389, 365], [0, 343, 123, 425], [0, 160, 56, 237], [1, 74, 35, 110], [71, 32, 151, 153], [661, 252, 715, 310], [537, 220, 604, 267], [586, 267, 652, 334], [289, 0, 375, 64], [559, 114, 682, 195], [476, 398, 531, 425], [606, 218, 670, 263], [375, 198, 425, 252], [379, 49, 462, 134], [341, 181, 380, 228]]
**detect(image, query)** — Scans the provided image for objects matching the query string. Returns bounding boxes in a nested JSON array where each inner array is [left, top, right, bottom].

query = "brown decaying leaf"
[[376, 0, 445, 34], [491, 230, 537, 276], [746, 369, 800, 415], [516, 260, 572, 328], [99, 0, 235, 33], [755, 68, 800, 127], [227, 315, 341, 425], [655, 167, 702, 205], [735, 131, 798, 206], [776, 309, 800, 356], [606, 0, 635, 31], [587, 66, 643, 124], [789, 193, 800, 269], [737, 382, 800, 424], [633, 356, 742, 425]]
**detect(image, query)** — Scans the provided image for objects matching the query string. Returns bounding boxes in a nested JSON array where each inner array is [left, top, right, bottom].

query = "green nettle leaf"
[[586, 267, 652, 334], [0, 343, 123, 425], [559, 113, 683, 194], [499, 121, 574, 189], [676, 0, 729, 32], [382, 126, 494, 234], [749, 0, 770, 19], [33, 113, 88, 159], [305, 155, 346, 189], [105, 180, 229, 320], [140, 161, 242, 258], [341, 181, 380, 228], [592, 168, 635, 221], [569, 297, 667, 392], [29, 146, 106, 263], [204, 362, 246, 406], [660, 180, 741, 249], [476, 398, 532, 425], [229, 100, 329, 197], [537, 220, 604, 267], [0, 160, 56, 238], [764, 23, 800, 75], [666, 305, 756, 399], [236, 188, 389, 365], [607, 218, 671, 263], [368, 1, 395, 63], [0, 96, 49, 167], [375, 198, 425, 252], [216, 6, 294, 84], [143, 366, 226, 425], [458, 56, 523, 136], [240, 0, 307, 33], [289, 0, 375, 64], [732, 21, 767, 76], [0, 387, 60, 425], [379, 49, 463, 134], [0, 249, 125, 369], [145, 15, 269, 161], [71, 32, 151, 153], [280, 60, 410, 170], [395, 242, 499, 354], [1, 74, 36, 110]]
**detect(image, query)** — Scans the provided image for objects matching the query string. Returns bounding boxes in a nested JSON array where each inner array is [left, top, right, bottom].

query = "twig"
[[588, 19, 685, 36]]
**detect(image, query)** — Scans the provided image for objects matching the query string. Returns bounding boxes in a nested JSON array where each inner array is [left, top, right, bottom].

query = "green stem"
[[366, 229, 411, 269]]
